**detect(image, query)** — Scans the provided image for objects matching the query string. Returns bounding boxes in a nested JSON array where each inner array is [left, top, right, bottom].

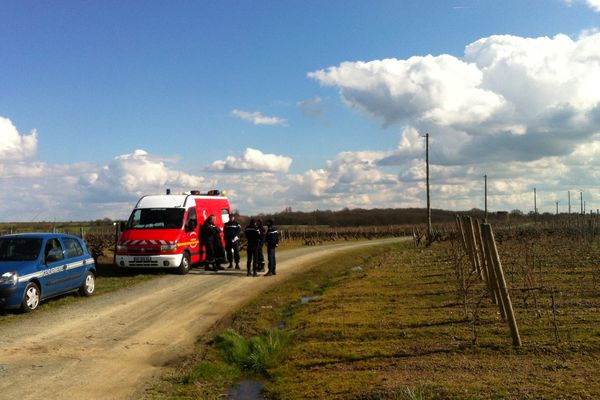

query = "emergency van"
[[115, 190, 231, 274]]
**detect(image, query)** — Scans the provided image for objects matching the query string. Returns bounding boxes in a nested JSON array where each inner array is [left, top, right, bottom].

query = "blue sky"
[[1, 0, 600, 221]]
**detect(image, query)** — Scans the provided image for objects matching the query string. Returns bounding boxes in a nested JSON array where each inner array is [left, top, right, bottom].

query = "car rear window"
[[63, 237, 85, 258]]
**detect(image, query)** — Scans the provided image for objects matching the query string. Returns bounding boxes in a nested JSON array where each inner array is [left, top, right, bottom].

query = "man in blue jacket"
[[264, 219, 279, 276]]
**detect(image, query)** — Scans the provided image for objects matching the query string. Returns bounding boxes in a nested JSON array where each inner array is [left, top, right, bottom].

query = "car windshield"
[[126, 208, 185, 229], [0, 237, 43, 261]]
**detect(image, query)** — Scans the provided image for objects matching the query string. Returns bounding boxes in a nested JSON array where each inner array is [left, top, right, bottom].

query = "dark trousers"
[[246, 245, 259, 274], [257, 243, 265, 270], [225, 240, 240, 265], [203, 241, 215, 263], [267, 246, 276, 274]]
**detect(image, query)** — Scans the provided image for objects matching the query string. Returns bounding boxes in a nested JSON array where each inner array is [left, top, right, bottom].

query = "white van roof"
[[135, 194, 228, 209]]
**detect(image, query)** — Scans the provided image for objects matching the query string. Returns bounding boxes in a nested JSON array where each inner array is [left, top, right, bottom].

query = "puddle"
[[300, 295, 320, 304], [228, 379, 265, 400]]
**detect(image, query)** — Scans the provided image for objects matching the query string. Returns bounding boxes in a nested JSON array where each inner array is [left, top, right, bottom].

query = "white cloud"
[[7, 31, 600, 220], [85, 149, 205, 201], [231, 109, 287, 126], [0, 116, 37, 160], [588, 0, 600, 11], [208, 148, 292, 173], [309, 55, 506, 128], [310, 32, 600, 166], [563, 0, 600, 11]]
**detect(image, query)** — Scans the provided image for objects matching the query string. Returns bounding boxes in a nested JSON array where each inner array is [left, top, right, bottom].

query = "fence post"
[[474, 221, 486, 281], [480, 223, 506, 304], [455, 215, 467, 253], [481, 223, 522, 347], [462, 217, 478, 273], [482, 224, 505, 314], [466, 216, 482, 276], [477, 222, 497, 304]]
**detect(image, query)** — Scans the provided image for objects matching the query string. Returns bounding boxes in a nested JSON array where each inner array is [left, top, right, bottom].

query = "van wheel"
[[79, 271, 96, 297], [177, 253, 190, 275], [21, 282, 41, 313]]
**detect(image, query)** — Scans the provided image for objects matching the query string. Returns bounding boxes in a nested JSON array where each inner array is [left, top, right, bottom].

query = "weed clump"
[[214, 328, 291, 374]]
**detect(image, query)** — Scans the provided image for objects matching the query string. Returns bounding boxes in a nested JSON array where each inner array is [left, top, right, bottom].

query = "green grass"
[[214, 328, 291, 374], [149, 236, 600, 399]]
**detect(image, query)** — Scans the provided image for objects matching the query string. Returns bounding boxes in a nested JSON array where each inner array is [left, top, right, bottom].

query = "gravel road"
[[0, 238, 403, 400]]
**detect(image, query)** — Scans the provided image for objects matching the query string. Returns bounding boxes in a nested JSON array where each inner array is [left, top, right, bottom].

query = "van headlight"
[[0, 271, 18, 285], [161, 243, 177, 252]]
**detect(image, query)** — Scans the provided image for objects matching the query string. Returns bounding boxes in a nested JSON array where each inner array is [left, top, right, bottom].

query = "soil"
[[0, 238, 402, 400]]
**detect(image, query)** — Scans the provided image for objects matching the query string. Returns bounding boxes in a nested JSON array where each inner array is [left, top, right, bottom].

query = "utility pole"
[[568, 191, 571, 214], [424, 133, 432, 241], [484, 174, 488, 221], [534, 187, 537, 221], [556, 201, 559, 215], [580, 191, 584, 215]]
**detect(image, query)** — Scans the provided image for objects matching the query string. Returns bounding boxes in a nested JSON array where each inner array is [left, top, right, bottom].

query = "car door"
[[40, 238, 70, 296], [60, 237, 89, 290]]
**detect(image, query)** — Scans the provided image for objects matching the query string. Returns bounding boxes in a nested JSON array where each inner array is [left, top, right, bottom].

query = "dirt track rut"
[[0, 238, 403, 399]]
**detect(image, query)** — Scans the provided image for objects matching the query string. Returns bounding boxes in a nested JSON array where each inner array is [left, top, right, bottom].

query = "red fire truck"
[[115, 190, 231, 274]]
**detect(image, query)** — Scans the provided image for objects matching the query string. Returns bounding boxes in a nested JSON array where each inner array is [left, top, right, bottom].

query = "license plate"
[[133, 256, 152, 262]]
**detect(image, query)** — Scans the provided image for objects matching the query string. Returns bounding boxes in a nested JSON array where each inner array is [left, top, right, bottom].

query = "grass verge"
[[146, 237, 600, 399]]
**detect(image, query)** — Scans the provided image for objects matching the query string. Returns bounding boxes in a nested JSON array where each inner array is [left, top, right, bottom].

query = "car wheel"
[[79, 271, 96, 297], [177, 253, 190, 275], [21, 282, 40, 313]]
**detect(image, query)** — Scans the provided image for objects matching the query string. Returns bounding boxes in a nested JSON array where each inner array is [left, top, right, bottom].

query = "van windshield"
[[0, 237, 43, 261], [126, 208, 185, 229]]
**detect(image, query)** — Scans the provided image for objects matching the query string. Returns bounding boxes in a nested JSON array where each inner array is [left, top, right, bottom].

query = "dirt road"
[[0, 238, 403, 399]]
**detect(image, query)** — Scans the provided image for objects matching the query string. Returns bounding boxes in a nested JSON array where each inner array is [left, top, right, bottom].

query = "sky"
[[1, 0, 600, 221]]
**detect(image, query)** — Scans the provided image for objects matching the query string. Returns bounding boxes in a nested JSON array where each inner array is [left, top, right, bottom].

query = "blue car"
[[0, 233, 96, 312]]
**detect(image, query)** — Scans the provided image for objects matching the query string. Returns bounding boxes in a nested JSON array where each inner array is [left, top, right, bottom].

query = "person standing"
[[212, 221, 225, 271], [256, 218, 266, 272], [264, 219, 279, 276], [223, 214, 241, 269], [200, 215, 217, 271], [244, 218, 261, 277]]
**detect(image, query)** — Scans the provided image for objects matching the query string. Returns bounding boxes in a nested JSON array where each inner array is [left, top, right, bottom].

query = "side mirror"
[[119, 221, 126, 232]]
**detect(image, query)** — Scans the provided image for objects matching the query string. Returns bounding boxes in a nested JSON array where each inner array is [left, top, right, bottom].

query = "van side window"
[[44, 239, 64, 262], [63, 238, 84, 258], [221, 209, 230, 223], [187, 208, 198, 229]]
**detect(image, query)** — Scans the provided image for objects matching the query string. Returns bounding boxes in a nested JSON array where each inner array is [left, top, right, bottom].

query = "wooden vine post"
[[481, 223, 522, 347]]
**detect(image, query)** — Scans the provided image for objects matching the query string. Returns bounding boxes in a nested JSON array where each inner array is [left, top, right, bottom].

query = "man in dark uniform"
[[223, 214, 241, 269], [256, 218, 266, 272], [200, 215, 216, 271], [244, 218, 261, 277], [264, 219, 279, 276], [201, 215, 224, 271]]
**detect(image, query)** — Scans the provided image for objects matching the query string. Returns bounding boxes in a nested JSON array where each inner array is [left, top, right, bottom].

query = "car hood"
[[0, 260, 39, 274]]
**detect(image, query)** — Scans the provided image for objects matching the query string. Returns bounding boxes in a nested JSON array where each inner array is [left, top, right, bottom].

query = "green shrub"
[[214, 328, 291, 374], [214, 329, 249, 366]]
